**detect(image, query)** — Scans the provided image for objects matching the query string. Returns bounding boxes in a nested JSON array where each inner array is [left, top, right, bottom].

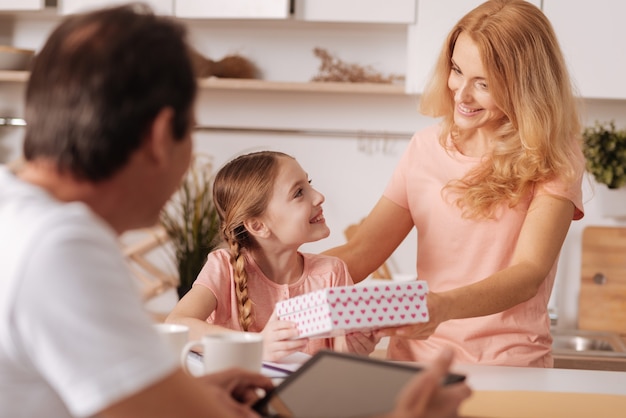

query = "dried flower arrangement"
[[160, 154, 221, 299], [311, 47, 404, 84]]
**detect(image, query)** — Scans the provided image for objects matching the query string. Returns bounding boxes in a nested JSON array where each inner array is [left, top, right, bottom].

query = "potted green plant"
[[583, 121, 626, 219], [583, 120, 626, 189], [160, 153, 221, 299]]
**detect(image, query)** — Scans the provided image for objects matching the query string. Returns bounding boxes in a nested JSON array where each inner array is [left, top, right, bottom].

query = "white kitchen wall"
[[2, 10, 626, 327], [191, 88, 421, 263], [554, 99, 626, 329]]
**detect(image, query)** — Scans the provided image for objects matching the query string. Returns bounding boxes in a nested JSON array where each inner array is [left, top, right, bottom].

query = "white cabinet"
[[543, 0, 626, 100], [175, 0, 413, 23], [293, 0, 416, 24], [0, 0, 45, 11], [405, 0, 540, 94], [175, 0, 289, 20], [58, 0, 173, 15]]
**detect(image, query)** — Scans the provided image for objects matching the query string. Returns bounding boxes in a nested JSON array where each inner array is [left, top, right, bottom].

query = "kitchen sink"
[[551, 329, 626, 354]]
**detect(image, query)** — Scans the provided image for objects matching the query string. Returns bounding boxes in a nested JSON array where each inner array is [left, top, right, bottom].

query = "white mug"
[[180, 331, 264, 375], [153, 323, 189, 361]]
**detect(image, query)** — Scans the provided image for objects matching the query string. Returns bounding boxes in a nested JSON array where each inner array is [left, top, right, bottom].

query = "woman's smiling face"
[[448, 32, 505, 135]]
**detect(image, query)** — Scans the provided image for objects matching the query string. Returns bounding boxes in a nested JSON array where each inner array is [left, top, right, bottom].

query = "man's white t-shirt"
[[0, 167, 178, 417]]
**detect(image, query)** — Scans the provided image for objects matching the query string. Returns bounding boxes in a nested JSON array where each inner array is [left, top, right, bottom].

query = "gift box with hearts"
[[275, 281, 429, 339]]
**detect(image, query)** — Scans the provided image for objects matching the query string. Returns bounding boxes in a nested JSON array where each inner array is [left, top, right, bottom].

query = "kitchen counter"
[[455, 363, 626, 417], [371, 334, 626, 415], [189, 349, 626, 417], [455, 363, 626, 395]]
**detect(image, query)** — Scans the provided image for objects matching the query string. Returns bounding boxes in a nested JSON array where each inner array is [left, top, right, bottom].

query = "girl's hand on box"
[[261, 311, 308, 362], [340, 331, 380, 356]]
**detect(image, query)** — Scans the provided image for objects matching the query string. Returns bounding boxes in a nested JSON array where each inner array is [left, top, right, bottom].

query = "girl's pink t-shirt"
[[384, 124, 585, 367], [193, 248, 353, 356]]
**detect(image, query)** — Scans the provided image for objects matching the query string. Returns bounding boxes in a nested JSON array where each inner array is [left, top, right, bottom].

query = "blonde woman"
[[325, 0, 585, 367], [167, 151, 378, 361]]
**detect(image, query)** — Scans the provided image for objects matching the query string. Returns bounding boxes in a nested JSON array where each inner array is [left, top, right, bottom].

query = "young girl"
[[166, 151, 378, 361]]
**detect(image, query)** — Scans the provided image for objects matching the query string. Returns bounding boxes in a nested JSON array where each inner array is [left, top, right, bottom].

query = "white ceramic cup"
[[153, 323, 189, 361], [180, 331, 264, 375]]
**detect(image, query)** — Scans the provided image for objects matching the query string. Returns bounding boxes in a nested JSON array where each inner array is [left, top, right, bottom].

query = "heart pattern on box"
[[276, 281, 429, 339]]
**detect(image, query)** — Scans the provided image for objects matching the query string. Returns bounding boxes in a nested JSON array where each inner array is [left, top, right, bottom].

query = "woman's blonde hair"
[[420, 0, 582, 219], [212, 151, 291, 331]]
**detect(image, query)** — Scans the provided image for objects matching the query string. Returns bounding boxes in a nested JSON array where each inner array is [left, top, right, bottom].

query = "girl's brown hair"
[[212, 151, 291, 331], [420, 0, 582, 219]]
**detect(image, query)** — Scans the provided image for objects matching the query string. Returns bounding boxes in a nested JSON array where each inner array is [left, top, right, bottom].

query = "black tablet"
[[253, 350, 466, 418]]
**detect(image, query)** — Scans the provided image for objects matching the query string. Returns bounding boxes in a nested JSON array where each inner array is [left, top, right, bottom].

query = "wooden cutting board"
[[579, 226, 626, 333]]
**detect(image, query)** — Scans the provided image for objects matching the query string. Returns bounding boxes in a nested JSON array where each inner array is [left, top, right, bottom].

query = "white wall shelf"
[[0, 70, 28, 82], [0, 71, 406, 95], [198, 78, 406, 95]]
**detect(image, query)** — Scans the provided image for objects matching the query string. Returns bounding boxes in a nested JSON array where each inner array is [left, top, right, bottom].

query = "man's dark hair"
[[23, 3, 197, 181]]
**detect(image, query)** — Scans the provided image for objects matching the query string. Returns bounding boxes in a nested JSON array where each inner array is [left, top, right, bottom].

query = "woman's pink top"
[[384, 124, 585, 367]]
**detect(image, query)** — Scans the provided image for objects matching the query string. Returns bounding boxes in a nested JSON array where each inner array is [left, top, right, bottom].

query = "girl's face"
[[261, 156, 329, 248], [447, 32, 505, 135]]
